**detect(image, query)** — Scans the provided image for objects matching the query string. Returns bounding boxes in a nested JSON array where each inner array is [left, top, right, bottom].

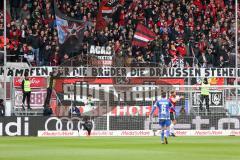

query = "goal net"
[[52, 79, 240, 133]]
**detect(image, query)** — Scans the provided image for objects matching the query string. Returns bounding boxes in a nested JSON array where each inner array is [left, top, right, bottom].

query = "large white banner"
[[0, 67, 240, 78]]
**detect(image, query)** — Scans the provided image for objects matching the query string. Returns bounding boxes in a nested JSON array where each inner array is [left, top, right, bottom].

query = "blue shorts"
[[159, 119, 171, 127]]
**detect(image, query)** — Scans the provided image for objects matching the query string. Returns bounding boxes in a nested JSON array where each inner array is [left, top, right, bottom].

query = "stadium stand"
[[0, 0, 238, 130], [0, 0, 236, 68]]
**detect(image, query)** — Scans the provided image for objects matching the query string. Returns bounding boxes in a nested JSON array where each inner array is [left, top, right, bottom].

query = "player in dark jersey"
[[82, 116, 93, 136], [169, 91, 184, 137]]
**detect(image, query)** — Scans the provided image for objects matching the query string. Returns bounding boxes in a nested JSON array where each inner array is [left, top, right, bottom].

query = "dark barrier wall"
[[0, 117, 47, 136], [0, 117, 85, 136], [0, 116, 240, 136]]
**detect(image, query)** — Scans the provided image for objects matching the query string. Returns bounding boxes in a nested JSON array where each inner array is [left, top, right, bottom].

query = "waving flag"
[[55, 16, 68, 44], [56, 16, 84, 44], [132, 23, 157, 47], [101, 0, 119, 16], [54, 0, 85, 55]]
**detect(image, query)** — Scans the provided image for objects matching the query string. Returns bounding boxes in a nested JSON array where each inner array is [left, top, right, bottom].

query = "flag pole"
[[235, 0, 238, 107], [3, 0, 7, 115]]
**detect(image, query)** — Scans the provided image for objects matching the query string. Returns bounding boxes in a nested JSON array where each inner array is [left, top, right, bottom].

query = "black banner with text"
[[0, 67, 240, 78]]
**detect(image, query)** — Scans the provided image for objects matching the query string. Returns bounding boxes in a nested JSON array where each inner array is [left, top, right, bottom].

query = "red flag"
[[101, 0, 119, 16], [132, 23, 157, 47], [96, 0, 108, 31]]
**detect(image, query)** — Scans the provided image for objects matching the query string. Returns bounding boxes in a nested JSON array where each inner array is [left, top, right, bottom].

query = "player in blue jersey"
[[150, 92, 172, 144]]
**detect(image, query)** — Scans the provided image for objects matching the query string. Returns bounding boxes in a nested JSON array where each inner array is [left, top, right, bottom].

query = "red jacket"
[[176, 45, 187, 57]]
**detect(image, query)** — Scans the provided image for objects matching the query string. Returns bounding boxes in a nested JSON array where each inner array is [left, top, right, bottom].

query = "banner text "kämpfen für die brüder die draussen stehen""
[[0, 67, 240, 78]]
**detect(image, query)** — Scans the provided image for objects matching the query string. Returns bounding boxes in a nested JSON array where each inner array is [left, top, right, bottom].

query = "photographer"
[[68, 102, 81, 117]]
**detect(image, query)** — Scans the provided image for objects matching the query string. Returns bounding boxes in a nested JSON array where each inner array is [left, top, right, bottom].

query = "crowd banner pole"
[[235, 0, 238, 109], [3, 0, 7, 115]]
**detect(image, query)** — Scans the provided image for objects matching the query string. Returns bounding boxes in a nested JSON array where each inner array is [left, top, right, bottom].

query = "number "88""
[[30, 92, 47, 105]]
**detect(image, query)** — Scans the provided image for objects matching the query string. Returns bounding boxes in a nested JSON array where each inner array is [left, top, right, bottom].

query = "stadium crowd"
[[0, 0, 236, 68]]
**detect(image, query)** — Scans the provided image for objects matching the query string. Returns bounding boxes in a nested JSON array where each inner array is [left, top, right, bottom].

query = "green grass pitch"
[[0, 136, 239, 160]]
